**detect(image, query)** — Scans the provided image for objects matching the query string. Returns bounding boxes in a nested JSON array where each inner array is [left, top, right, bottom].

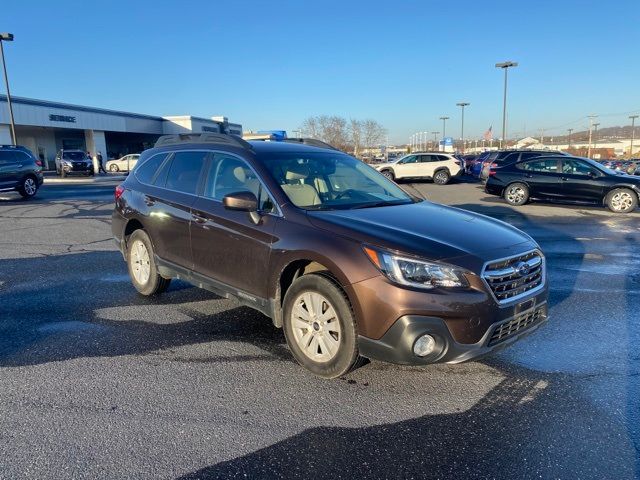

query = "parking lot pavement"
[[0, 181, 638, 479]]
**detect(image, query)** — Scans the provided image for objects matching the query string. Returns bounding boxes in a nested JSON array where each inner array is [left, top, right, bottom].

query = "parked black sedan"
[[485, 155, 640, 213]]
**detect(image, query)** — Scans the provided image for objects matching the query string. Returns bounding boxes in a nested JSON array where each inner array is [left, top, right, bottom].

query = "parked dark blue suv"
[[0, 145, 44, 199]]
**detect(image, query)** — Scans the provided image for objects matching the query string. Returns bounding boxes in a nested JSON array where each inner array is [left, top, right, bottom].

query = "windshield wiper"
[[350, 200, 412, 209]]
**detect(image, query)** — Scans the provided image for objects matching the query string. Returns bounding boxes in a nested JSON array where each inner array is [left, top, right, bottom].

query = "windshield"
[[62, 151, 87, 160], [260, 151, 416, 210]]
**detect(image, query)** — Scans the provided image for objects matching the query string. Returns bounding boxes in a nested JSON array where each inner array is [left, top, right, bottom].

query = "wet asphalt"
[[0, 179, 638, 479]]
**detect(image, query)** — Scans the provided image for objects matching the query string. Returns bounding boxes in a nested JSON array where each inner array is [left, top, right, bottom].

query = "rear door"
[[0, 151, 21, 189], [190, 152, 279, 299], [516, 157, 563, 197], [138, 150, 208, 269], [558, 158, 604, 200]]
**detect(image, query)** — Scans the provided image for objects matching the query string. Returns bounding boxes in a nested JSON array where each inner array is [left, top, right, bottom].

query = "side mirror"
[[223, 191, 258, 211]]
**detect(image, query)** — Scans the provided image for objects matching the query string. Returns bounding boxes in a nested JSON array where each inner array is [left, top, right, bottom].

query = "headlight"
[[62, 160, 72, 166], [363, 246, 469, 289]]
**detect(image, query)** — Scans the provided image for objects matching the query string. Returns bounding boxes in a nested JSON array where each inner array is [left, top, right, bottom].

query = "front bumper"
[[62, 163, 93, 174], [359, 302, 548, 365]]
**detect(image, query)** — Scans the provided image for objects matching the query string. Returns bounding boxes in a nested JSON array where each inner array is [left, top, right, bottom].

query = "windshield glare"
[[63, 152, 87, 160], [261, 152, 415, 210]]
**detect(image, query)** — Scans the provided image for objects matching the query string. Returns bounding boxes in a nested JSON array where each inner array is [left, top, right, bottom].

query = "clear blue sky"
[[3, 0, 639, 143]]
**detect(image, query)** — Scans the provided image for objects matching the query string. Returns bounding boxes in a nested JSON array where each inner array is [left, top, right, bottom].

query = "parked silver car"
[[106, 154, 140, 172]]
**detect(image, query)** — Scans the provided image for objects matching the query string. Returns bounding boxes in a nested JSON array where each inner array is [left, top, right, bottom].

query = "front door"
[[190, 152, 278, 299], [394, 155, 421, 178], [558, 158, 604, 201]]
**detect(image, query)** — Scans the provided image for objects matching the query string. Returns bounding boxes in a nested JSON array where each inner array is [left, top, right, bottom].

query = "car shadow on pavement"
[[0, 250, 289, 367], [176, 366, 637, 479]]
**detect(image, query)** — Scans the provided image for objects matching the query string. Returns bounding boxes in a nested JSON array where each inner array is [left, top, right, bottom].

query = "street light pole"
[[495, 61, 518, 150], [0, 33, 17, 146], [456, 102, 469, 153], [567, 128, 573, 149], [431, 131, 439, 151], [439, 116, 449, 151], [630, 115, 639, 159]]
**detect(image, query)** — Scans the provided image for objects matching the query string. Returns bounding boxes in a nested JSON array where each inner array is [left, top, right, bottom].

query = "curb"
[[44, 175, 126, 185]]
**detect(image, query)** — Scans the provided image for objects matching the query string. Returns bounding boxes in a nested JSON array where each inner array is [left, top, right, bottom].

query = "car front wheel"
[[109, 164, 119, 172], [504, 183, 529, 206], [381, 169, 395, 181], [605, 188, 637, 213], [283, 274, 360, 378], [126, 230, 171, 295]]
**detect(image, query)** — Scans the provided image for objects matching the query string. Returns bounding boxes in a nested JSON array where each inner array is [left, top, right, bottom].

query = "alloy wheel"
[[611, 191, 633, 212], [23, 178, 37, 196], [291, 292, 341, 362], [130, 239, 151, 285], [506, 186, 526, 204]]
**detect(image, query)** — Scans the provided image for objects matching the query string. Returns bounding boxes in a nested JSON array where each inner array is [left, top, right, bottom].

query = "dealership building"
[[0, 94, 242, 170]]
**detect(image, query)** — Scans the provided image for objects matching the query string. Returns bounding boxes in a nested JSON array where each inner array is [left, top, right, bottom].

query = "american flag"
[[483, 126, 493, 140]]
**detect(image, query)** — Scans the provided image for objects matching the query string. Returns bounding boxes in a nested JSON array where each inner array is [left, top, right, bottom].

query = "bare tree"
[[300, 115, 350, 151], [349, 119, 362, 157], [362, 119, 387, 152]]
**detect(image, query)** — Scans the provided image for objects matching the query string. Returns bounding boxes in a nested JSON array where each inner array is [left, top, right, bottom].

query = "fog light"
[[413, 334, 436, 357]]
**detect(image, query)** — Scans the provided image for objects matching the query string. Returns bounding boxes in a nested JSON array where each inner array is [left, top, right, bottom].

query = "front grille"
[[488, 305, 546, 346], [482, 250, 544, 303]]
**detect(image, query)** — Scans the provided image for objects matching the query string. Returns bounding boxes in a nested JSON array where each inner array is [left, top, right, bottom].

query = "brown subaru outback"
[[112, 133, 548, 378]]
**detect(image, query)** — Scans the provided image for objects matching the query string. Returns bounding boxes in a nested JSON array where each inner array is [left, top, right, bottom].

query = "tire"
[[605, 188, 637, 213], [109, 164, 119, 172], [126, 230, 171, 295], [381, 169, 395, 181], [433, 170, 450, 185], [18, 176, 38, 198], [282, 274, 360, 378], [503, 182, 529, 206]]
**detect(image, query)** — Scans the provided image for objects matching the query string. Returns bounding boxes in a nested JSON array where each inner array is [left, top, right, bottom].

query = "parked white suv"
[[374, 153, 462, 184]]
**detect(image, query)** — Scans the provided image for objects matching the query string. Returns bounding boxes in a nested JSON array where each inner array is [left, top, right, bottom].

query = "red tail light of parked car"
[[115, 184, 125, 201]]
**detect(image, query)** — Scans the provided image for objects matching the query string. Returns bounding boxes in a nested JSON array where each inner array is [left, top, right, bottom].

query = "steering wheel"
[[333, 189, 360, 200]]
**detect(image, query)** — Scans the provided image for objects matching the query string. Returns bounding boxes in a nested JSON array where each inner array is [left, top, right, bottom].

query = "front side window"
[[261, 151, 415, 210], [400, 155, 418, 164], [562, 159, 596, 176], [164, 151, 207, 194], [203, 154, 275, 213]]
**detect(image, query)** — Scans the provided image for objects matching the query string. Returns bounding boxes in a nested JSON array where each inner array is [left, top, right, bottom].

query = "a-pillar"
[[85, 130, 107, 172]]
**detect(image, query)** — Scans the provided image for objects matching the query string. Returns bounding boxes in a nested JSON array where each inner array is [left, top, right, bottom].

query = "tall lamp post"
[[587, 115, 598, 159], [593, 122, 600, 157], [0, 33, 17, 145], [456, 102, 469, 153], [495, 61, 518, 149], [567, 128, 573, 149], [439, 116, 449, 151], [431, 131, 439, 150], [629, 115, 638, 159]]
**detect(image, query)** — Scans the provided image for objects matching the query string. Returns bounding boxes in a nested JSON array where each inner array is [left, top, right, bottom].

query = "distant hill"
[[543, 125, 638, 144]]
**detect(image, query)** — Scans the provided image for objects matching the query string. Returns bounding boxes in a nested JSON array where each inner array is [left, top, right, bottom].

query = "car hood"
[[307, 201, 537, 270]]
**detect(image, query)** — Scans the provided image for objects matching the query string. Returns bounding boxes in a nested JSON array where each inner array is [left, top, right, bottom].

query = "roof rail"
[[282, 138, 340, 151], [154, 133, 252, 150]]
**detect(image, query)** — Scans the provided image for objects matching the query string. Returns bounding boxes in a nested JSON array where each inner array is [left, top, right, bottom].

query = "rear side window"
[[436, 155, 450, 161], [135, 153, 169, 185], [165, 151, 208, 194], [0, 151, 17, 164], [518, 159, 559, 172]]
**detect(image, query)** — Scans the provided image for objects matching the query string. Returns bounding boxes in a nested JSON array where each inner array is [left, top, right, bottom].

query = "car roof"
[[247, 140, 346, 155]]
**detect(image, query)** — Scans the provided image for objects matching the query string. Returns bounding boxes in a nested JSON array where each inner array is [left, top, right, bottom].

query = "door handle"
[[192, 213, 207, 224], [524, 174, 533, 178], [560, 177, 569, 181], [144, 198, 156, 206]]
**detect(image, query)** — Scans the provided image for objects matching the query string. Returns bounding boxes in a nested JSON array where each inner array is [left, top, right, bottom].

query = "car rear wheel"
[[433, 170, 450, 185], [381, 169, 395, 181], [18, 176, 38, 198], [126, 230, 171, 295], [109, 164, 119, 172], [504, 183, 529, 206], [605, 188, 637, 213], [283, 274, 360, 378]]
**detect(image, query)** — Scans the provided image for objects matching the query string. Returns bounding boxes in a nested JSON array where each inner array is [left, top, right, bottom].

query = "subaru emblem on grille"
[[515, 261, 531, 277]]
